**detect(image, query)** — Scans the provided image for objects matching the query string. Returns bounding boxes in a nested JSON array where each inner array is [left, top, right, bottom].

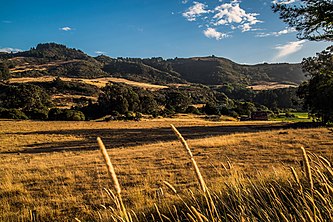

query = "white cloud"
[[272, 0, 298, 4], [256, 27, 296, 37], [60, 26, 72, 31], [274, 40, 306, 59], [213, 2, 261, 32], [95, 51, 106, 55], [203, 28, 229, 40], [0, 47, 22, 53], [182, 2, 210, 21], [239, 23, 251, 32], [182, 1, 261, 40], [182, 0, 189, 4]]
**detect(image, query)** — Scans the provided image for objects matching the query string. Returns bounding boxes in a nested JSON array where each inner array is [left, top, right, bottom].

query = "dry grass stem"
[[170, 124, 206, 193], [170, 124, 193, 157], [97, 137, 121, 195], [97, 137, 130, 222], [163, 181, 177, 194], [301, 146, 313, 190], [290, 166, 301, 186]]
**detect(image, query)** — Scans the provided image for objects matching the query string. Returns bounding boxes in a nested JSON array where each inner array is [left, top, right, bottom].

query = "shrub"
[[0, 108, 28, 120], [229, 110, 239, 118], [48, 108, 85, 121], [185, 105, 201, 115], [26, 108, 49, 120], [202, 102, 220, 115]]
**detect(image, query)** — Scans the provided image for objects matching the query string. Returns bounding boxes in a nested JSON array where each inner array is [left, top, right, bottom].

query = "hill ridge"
[[0, 42, 306, 86]]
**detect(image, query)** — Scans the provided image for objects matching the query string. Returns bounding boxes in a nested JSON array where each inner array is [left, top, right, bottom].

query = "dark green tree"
[[0, 62, 10, 81], [165, 90, 191, 113], [298, 47, 333, 123], [202, 102, 220, 115], [273, 0, 333, 123], [98, 83, 140, 114], [0, 83, 52, 113], [233, 101, 257, 116], [140, 95, 159, 114], [48, 108, 85, 121], [272, 0, 333, 41]]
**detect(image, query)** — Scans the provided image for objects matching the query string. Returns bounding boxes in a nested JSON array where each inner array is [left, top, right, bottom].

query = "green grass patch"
[[270, 112, 312, 122]]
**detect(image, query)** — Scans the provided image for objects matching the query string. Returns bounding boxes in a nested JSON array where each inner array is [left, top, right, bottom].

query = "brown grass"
[[247, 81, 298, 90], [0, 117, 332, 220], [9, 76, 168, 90]]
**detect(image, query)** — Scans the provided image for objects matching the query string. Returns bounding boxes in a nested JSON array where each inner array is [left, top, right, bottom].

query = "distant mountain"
[[95, 55, 185, 84], [0, 43, 306, 86], [168, 57, 305, 85], [17, 43, 91, 61]]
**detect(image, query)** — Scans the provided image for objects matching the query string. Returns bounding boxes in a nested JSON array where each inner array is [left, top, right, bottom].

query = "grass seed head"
[[301, 146, 313, 190], [97, 137, 121, 195]]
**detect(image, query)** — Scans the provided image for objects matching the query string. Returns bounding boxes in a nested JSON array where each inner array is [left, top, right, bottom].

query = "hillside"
[[0, 43, 306, 86], [169, 57, 305, 85]]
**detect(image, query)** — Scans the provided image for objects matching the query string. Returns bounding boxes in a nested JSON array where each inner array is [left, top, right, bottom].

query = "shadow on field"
[[2, 122, 321, 154]]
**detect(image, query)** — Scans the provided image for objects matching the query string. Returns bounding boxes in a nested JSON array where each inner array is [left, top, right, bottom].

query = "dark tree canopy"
[[98, 83, 140, 115], [272, 0, 333, 41], [165, 90, 192, 113], [298, 46, 333, 123], [0, 62, 10, 81], [0, 83, 52, 112]]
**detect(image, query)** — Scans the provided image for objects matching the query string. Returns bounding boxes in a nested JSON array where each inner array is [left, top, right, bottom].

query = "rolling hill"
[[0, 43, 306, 86]]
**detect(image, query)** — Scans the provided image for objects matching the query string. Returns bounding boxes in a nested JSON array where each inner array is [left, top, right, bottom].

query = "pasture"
[[0, 117, 332, 221]]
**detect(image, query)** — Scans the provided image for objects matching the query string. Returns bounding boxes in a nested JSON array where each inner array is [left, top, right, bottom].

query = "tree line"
[[273, 0, 333, 123], [0, 77, 302, 121]]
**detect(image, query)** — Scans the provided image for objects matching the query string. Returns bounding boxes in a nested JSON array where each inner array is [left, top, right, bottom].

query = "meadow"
[[0, 116, 332, 221]]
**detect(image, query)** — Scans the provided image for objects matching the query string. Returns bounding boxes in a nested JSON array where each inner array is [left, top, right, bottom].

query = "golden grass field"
[[247, 81, 298, 90], [9, 76, 168, 90], [0, 116, 332, 221]]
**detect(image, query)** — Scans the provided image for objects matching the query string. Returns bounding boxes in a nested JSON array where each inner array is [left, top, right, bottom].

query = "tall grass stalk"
[[301, 146, 313, 190], [170, 124, 206, 193], [97, 137, 130, 222], [301, 146, 316, 221], [93, 134, 332, 222], [170, 124, 218, 221]]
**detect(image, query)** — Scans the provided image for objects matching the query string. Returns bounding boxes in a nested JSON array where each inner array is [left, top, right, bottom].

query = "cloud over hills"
[[0, 47, 22, 53], [274, 40, 306, 60], [182, 0, 262, 39]]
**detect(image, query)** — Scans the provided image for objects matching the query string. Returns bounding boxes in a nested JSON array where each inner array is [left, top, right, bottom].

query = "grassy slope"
[[0, 117, 332, 220]]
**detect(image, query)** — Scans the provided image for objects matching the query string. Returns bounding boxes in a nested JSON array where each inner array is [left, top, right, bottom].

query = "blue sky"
[[0, 0, 330, 64]]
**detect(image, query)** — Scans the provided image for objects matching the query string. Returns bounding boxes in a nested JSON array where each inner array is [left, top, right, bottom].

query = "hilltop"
[[0, 43, 305, 86]]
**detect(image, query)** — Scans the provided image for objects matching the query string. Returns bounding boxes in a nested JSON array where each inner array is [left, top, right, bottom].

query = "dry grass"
[[247, 81, 298, 90], [0, 117, 332, 220], [9, 76, 168, 90]]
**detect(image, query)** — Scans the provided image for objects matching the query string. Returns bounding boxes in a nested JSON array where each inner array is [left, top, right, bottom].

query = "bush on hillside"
[[26, 108, 49, 120], [0, 108, 28, 120], [185, 105, 201, 115], [48, 108, 85, 121]]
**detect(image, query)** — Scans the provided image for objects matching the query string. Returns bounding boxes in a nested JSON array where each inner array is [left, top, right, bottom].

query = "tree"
[[48, 108, 85, 121], [272, 0, 333, 41], [298, 46, 333, 123], [202, 102, 220, 115], [165, 90, 191, 113], [0, 62, 10, 81], [98, 83, 140, 115], [273, 0, 333, 123], [139, 95, 159, 114], [0, 83, 52, 112]]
